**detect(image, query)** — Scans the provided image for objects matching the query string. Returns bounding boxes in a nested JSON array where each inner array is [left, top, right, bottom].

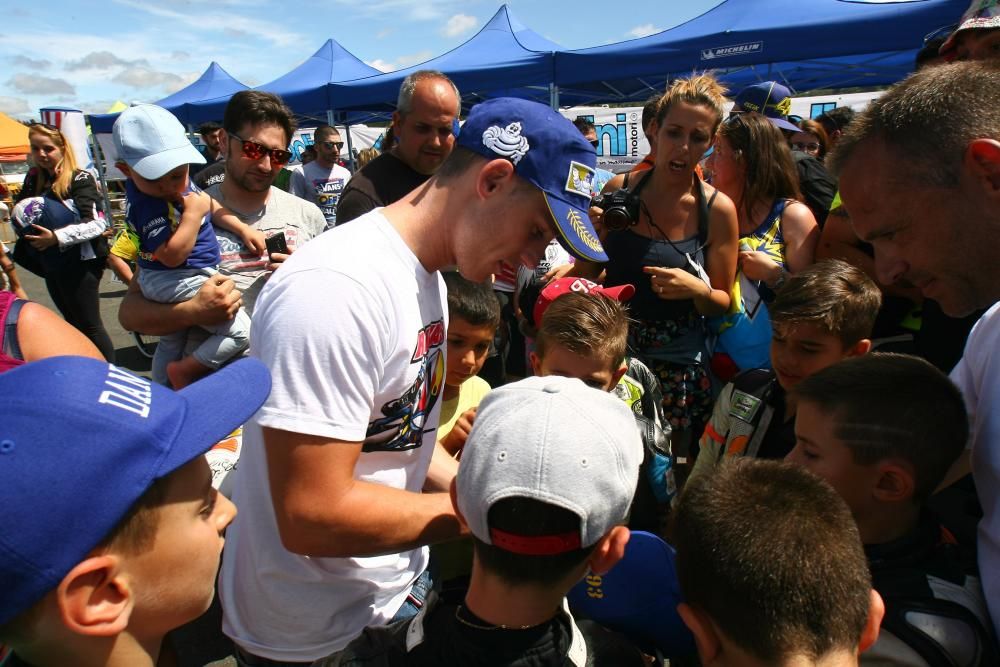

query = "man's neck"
[[315, 157, 336, 171], [463, 565, 566, 629], [382, 178, 454, 274], [218, 177, 269, 217]]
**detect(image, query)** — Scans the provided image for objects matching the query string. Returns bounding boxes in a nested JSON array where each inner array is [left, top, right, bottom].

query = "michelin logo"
[[701, 41, 763, 61]]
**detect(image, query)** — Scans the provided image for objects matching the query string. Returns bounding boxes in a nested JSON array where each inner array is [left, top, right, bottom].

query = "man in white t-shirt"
[[219, 97, 609, 664], [290, 124, 352, 230], [831, 60, 1000, 640]]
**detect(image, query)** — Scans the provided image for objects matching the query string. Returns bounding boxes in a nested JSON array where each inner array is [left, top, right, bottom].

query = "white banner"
[[561, 106, 649, 173]]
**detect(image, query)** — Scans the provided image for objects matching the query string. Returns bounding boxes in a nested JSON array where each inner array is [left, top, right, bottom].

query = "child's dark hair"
[[443, 271, 501, 329], [673, 459, 872, 663], [791, 353, 968, 501], [770, 259, 881, 347], [472, 497, 594, 586], [535, 293, 630, 369]]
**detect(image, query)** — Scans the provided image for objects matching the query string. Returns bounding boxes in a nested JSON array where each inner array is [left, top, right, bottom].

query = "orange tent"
[[0, 111, 29, 161]]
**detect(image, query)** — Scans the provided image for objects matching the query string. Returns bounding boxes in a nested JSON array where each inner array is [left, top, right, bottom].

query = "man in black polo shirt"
[[336, 70, 460, 224]]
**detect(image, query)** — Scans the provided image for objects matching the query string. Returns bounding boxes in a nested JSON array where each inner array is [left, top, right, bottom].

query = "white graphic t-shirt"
[[290, 160, 352, 230], [219, 210, 447, 662]]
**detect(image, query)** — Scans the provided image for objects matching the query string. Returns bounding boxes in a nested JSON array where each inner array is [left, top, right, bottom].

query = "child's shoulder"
[[459, 375, 491, 401]]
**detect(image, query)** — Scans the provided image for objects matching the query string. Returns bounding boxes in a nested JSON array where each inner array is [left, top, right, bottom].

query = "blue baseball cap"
[[568, 531, 695, 657], [112, 103, 205, 180], [457, 97, 608, 263], [734, 81, 800, 133], [0, 356, 271, 626]]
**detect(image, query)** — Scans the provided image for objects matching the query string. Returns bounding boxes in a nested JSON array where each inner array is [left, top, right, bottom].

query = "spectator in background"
[[290, 125, 352, 230], [199, 121, 225, 162], [336, 70, 460, 224], [791, 118, 830, 161], [572, 117, 615, 195], [817, 107, 856, 149], [939, 0, 1000, 61], [355, 146, 379, 171], [631, 94, 661, 173], [14, 123, 114, 360]]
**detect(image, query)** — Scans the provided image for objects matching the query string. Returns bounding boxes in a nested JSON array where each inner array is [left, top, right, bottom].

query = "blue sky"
[[0, 0, 722, 120]]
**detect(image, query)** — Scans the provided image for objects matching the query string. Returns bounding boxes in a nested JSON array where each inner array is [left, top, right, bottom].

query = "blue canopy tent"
[[190, 38, 384, 124], [553, 0, 966, 103], [89, 62, 248, 133], [328, 5, 563, 118]]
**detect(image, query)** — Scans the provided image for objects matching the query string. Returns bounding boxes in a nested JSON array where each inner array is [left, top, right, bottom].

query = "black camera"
[[591, 189, 640, 231]]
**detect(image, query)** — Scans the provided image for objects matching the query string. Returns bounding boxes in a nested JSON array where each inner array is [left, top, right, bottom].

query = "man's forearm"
[[277, 480, 464, 558], [118, 281, 198, 334]]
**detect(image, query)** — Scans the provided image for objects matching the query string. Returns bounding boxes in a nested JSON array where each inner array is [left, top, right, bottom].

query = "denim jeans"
[[139, 266, 250, 385]]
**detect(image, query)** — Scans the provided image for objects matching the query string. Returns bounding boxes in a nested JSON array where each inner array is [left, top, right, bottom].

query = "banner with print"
[[561, 106, 649, 173]]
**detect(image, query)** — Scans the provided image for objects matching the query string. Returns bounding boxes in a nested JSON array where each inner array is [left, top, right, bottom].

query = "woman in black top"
[[16, 123, 114, 360]]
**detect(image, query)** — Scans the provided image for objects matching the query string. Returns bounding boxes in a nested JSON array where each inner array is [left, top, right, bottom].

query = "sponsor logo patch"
[[701, 41, 763, 61], [564, 161, 595, 198]]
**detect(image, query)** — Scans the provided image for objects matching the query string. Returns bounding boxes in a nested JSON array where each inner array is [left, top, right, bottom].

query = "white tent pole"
[[88, 133, 114, 224]]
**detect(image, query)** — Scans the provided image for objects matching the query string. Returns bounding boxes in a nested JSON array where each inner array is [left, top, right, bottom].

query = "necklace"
[[453, 605, 548, 631]]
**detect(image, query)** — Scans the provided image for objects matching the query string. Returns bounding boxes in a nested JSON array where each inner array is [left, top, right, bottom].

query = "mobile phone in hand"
[[265, 232, 289, 256]]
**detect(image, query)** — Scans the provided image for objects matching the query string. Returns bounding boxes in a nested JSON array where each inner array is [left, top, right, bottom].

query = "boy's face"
[[530, 343, 622, 391], [445, 317, 495, 388], [770, 322, 865, 390], [786, 400, 880, 518], [125, 163, 190, 203], [126, 457, 236, 635]]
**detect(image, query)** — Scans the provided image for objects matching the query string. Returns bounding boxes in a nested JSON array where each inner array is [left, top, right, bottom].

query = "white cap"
[[112, 104, 205, 180], [457, 375, 642, 555]]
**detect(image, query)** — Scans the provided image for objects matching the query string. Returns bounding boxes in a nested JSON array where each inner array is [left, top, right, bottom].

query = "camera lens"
[[603, 208, 631, 232]]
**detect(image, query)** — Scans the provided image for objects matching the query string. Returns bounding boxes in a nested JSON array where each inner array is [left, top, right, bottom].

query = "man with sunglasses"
[[119, 90, 326, 337], [337, 70, 460, 225], [290, 125, 351, 230]]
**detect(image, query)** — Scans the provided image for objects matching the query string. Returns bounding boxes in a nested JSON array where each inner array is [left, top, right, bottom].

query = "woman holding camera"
[[583, 74, 738, 445]]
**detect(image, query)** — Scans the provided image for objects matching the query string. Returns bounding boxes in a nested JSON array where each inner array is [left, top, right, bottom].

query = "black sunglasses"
[[924, 23, 957, 45], [229, 132, 292, 165], [322, 140, 344, 151]]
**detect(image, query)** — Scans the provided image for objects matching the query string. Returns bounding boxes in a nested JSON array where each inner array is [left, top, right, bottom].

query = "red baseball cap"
[[530, 277, 635, 328]]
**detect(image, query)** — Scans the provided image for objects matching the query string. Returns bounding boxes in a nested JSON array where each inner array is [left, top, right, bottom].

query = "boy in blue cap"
[[0, 355, 270, 667], [113, 104, 267, 389]]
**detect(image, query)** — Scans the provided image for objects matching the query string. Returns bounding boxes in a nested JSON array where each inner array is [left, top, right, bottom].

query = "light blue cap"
[[112, 104, 205, 180]]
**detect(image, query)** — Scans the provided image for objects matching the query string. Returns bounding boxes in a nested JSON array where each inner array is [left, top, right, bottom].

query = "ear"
[[845, 338, 872, 358], [859, 589, 885, 654], [872, 460, 916, 504], [391, 111, 402, 137], [677, 602, 722, 664], [964, 139, 1000, 194], [218, 131, 231, 159], [56, 555, 134, 638], [587, 525, 630, 575], [529, 351, 542, 376], [609, 363, 627, 389], [474, 159, 517, 201], [115, 163, 132, 179]]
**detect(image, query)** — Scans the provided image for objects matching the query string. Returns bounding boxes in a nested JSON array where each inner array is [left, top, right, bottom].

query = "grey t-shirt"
[[206, 184, 327, 313]]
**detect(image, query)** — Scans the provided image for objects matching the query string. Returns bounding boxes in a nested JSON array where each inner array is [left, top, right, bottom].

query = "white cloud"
[[12, 56, 50, 70], [66, 51, 148, 71], [365, 51, 433, 73], [7, 74, 76, 96], [366, 59, 396, 73], [376, 28, 394, 39], [331, 0, 459, 21], [627, 24, 661, 38], [113, 0, 305, 47], [0, 96, 32, 118], [443, 13, 477, 38], [112, 66, 186, 91]]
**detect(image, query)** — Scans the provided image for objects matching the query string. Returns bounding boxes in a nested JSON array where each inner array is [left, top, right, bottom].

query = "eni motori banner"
[[561, 106, 649, 174]]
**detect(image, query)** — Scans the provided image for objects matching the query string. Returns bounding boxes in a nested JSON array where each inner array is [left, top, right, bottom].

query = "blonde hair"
[[656, 73, 729, 133], [356, 147, 380, 170], [28, 124, 80, 200]]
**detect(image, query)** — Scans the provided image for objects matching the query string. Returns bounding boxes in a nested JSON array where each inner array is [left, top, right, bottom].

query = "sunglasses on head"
[[322, 140, 344, 151], [924, 23, 957, 45], [229, 132, 291, 165]]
